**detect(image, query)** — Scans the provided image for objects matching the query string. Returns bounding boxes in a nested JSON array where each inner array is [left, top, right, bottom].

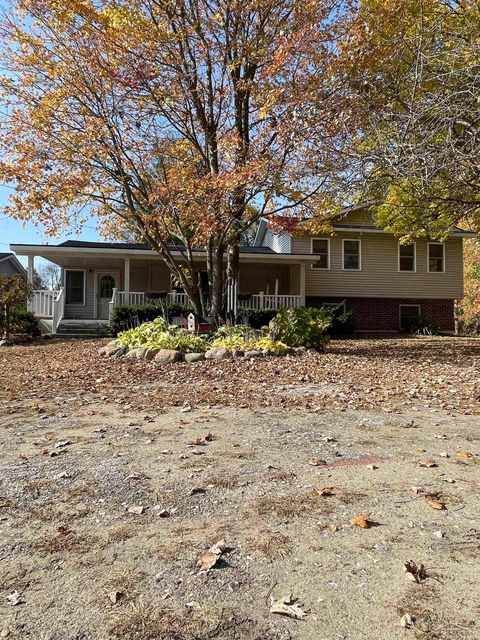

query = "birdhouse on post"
[[187, 312, 212, 332]]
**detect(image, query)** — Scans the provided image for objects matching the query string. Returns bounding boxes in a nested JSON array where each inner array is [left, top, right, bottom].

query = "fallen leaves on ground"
[[351, 513, 371, 529], [425, 494, 446, 510], [316, 487, 335, 497], [456, 450, 474, 458], [403, 560, 427, 583], [269, 594, 308, 620], [196, 539, 228, 572]]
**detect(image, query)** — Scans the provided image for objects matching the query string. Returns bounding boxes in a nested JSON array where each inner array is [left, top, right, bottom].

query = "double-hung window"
[[311, 238, 330, 269], [65, 269, 85, 305], [399, 243, 416, 272], [343, 239, 361, 270], [428, 243, 445, 272]]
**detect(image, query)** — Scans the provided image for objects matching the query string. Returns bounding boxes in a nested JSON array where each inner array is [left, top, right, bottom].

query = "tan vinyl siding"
[[0, 261, 19, 276], [292, 233, 464, 299], [263, 228, 292, 253]]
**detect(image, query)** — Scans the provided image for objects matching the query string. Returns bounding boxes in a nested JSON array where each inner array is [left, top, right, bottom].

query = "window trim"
[[311, 237, 330, 270], [399, 304, 421, 331], [427, 242, 445, 273], [64, 268, 86, 306], [342, 239, 362, 271], [398, 242, 416, 273]]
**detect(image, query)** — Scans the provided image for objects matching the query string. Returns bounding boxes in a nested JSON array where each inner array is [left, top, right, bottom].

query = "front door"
[[97, 273, 116, 319]]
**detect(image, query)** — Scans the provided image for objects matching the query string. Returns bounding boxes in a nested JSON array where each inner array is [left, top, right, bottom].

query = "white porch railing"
[[29, 288, 65, 333], [30, 289, 59, 317], [51, 287, 65, 333], [238, 294, 302, 310], [109, 289, 301, 316]]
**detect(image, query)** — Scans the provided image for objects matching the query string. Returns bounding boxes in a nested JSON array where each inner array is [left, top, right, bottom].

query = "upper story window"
[[343, 239, 361, 270], [399, 242, 416, 272], [65, 269, 85, 305], [428, 242, 445, 272], [311, 238, 330, 269]]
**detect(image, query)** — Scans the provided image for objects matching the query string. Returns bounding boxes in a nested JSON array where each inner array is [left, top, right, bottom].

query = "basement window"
[[399, 305, 421, 331]]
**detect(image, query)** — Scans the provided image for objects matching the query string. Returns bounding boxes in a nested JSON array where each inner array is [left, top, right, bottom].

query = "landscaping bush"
[[269, 306, 332, 349], [211, 325, 288, 353], [236, 307, 279, 329], [117, 317, 209, 353], [324, 303, 355, 338], [0, 308, 40, 337], [109, 302, 193, 336]]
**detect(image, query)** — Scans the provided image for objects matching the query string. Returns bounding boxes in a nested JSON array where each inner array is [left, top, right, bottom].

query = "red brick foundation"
[[305, 297, 456, 332]]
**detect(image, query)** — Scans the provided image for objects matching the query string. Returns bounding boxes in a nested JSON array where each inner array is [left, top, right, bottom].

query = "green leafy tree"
[[0, 274, 33, 343]]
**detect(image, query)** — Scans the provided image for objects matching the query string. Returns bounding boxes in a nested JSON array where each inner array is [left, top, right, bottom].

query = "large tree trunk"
[[209, 244, 225, 326]]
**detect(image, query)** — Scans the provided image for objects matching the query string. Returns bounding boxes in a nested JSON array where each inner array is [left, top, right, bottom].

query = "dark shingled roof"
[[0, 252, 13, 260], [58, 240, 276, 253]]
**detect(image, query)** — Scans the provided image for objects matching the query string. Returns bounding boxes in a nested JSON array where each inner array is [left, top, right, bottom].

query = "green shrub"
[[0, 308, 40, 336], [109, 302, 193, 336], [269, 306, 332, 349], [237, 307, 279, 329], [116, 317, 209, 353], [212, 325, 288, 353], [323, 303, 355, 338]]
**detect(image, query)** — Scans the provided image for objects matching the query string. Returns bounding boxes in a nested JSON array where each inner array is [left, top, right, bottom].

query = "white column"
[[299, 263, 306, 306], [124, 257, 130, 299], [27, 255, 35, 286]]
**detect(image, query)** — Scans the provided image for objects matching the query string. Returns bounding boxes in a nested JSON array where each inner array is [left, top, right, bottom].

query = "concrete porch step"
[[56, 321, 109, 337]]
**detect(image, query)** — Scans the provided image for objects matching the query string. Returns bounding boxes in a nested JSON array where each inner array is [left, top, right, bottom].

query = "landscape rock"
[[113, 347, 127, 358], [244, 350, 263, 359], [184, 352, 205, 363], [135, 348, 148, 359], [126, 349, 141, 359], [99, 343, 121, 357], [293, 346, 307, 355], [154, 349, 183, 364], [144, 348, 160, 361], [205, 348, 232, 360]]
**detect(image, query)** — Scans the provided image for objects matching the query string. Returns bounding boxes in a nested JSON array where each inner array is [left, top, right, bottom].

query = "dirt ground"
[[0, 337, 479, 640]]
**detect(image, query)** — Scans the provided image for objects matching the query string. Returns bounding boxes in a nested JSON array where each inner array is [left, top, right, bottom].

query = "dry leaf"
[[269, 594, 308, 620], [419, 460, 437, 468], [309, 458, 327, 466], [189, 438, 206, 446], [434, 434, 447, 440], [108, 591, 123, 604], [196, 539, 228, 572], [456, 450, 473, 458], [196, 551, 221, 572], [351, 513, 371, 529], [366, 464, 377, 470], [127, 505, 144, 515], [425, 496, 446, 510], [316, 487, 335, 497], [400, 613, 414, 628], [403, 560, 427, 583], [6, 591, 24, 606], [0, 625, 10, 638], [204, 432, 215, 442]]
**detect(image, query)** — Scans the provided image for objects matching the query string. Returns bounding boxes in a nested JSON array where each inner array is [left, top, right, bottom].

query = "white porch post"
[[299, 263, 306, 306], [124, 257, 130, 304], [27, 255, 35, 285], [27, 255, 35, 312]]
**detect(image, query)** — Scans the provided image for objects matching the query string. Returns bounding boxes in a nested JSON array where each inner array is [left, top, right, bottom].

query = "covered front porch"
[[12, 241, 316, 334]]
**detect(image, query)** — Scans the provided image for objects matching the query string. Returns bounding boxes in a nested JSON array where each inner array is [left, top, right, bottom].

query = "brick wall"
[[306, 297, 456, 332]]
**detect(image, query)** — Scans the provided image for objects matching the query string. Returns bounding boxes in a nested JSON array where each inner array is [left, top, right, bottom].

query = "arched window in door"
[[99, 275, 115, 299]]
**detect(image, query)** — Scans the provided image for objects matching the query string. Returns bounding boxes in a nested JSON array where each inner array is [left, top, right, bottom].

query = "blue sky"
[[0, 185, 100, 266]]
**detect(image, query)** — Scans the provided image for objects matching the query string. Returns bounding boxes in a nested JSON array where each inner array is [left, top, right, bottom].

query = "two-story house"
[[10, 208, 475, 334]]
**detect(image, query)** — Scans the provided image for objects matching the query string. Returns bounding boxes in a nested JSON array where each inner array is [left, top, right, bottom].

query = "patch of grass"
[[106, 524, 136, 543], [260, 468, 296, 482], [102, 569, 144, 604], [247, 529, 292, 560], [204, 474, 239, 489], [108, 603, 248, 640], [64, 479, 97, 501], [253, 490, 334, 518], [33, 528, 98, 555]]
